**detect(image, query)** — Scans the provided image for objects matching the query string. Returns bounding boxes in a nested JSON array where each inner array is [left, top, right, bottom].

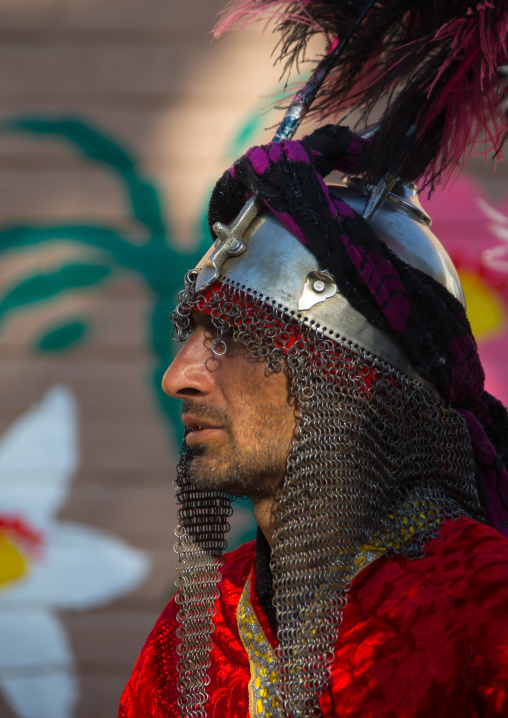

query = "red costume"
[[120, 517, 508, 717]]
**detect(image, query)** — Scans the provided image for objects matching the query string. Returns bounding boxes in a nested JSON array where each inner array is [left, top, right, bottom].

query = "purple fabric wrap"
[[208, 124, 508, 536]]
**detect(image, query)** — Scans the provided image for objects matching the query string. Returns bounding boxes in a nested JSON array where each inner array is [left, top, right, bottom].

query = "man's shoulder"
[[421, 516, 508, 605], [378, 516, 508, 575], [422, 515, 508, 574], [331, 518, 508, 712], [433, 514, 508, 547], [353, 516, 508, 615]]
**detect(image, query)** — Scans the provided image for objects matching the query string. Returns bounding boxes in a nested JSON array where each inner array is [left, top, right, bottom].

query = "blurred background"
[[0, 2, 507, 717]]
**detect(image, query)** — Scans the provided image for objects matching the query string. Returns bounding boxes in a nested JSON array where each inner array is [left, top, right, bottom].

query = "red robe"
[[119, 517, 508, 717]]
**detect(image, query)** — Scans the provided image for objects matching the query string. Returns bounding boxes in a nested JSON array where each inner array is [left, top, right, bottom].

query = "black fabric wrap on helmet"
[[208, 123, 508, 534]]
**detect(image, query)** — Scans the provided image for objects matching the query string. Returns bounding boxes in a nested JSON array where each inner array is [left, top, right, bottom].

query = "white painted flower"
[[0, 386, 149, 718]]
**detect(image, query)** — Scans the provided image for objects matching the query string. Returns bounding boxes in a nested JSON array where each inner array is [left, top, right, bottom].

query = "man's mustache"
[[181, 399, 231, 427]]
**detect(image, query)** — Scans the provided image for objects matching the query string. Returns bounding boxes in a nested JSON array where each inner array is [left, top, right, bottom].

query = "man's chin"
[[187, 460, 246, 495], [187, 455, 284, 498]]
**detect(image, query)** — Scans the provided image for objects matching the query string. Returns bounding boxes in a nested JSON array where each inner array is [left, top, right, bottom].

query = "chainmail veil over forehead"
[[170, 266, 486, 718]]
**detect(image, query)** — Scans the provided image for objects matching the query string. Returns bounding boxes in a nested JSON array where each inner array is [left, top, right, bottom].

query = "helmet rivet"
[[229, 239, 242, 252], [312, 279, 326, 293]]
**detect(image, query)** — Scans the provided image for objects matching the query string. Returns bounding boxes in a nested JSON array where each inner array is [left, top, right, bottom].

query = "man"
[[119, 124, 508, 717]]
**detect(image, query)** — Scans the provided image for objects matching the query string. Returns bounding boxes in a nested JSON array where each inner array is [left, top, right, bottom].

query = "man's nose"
[[162, 328, 216, 399]]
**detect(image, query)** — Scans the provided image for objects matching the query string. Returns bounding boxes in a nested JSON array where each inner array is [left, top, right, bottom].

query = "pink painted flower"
[[423, 174, 508, 406]]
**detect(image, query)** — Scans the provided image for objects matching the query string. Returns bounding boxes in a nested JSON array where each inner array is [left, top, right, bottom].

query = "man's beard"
[[183, 400, 292, 498], [188, 443, 287, 497]]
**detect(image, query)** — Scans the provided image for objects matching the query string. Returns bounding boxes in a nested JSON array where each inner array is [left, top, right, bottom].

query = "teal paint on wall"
[[36, 320, 88, 352], [0, 113, 261, 548], [0, 264, 111, 318], [0, 115, 206, 447]]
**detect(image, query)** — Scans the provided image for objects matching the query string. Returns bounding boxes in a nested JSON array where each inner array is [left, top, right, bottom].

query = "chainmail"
[[170, 270, 486, 718]]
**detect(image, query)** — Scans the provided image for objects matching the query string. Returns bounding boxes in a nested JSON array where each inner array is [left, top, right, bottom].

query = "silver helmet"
[[196, 179, 464, 388]]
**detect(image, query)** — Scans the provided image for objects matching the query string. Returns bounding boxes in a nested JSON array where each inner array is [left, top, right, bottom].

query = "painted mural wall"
[[0, 2, 507, 717]]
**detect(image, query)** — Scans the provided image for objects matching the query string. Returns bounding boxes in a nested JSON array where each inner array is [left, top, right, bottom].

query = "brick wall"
[[0, 3, 506, 718]]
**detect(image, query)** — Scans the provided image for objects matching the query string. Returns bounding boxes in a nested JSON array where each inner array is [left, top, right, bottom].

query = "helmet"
[[196, 178, 464, 389]]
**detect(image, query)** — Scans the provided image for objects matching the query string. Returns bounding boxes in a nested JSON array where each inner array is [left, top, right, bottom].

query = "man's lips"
[[183, 415, 222, 431], [182, 415, 225, 446]]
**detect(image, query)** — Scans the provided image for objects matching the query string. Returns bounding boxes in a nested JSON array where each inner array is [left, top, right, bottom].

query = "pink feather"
[[212, 0, 508, 188]]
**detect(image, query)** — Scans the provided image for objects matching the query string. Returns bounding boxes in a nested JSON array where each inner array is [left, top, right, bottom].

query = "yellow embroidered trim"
[[236, 550, 382, 717], [364, 501, 444, 554], [237, 578, 279, 718]]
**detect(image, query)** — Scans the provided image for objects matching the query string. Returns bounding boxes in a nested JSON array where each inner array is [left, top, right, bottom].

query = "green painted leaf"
[[0, 263, 111, 313], [36, 319, 88, 352]]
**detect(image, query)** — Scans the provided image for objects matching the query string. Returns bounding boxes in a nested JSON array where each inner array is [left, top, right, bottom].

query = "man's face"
[[162, 313, 296, 497]]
